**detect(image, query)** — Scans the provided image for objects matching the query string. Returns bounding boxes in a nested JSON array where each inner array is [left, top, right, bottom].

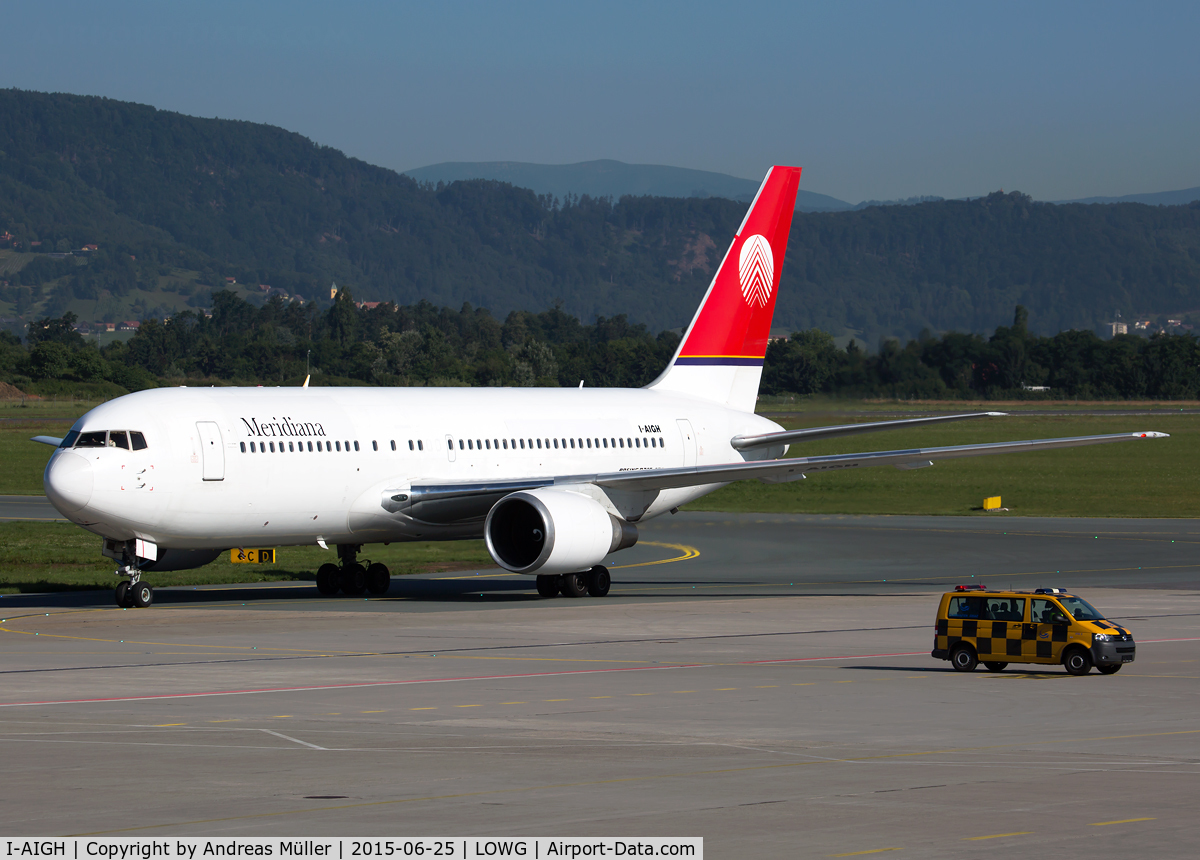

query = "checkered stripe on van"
[[936, 618, 1068, 659]]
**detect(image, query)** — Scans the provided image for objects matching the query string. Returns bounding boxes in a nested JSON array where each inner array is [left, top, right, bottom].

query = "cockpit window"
[[75, 431, 108, 448], [69, 430, 147, 450]]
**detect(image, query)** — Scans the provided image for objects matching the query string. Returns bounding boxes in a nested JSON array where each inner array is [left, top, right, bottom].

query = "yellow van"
[[931, 586, 1135, 675]]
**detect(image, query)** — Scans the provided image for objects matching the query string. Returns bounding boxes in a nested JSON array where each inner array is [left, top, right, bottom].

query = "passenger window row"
[[449, 435, 664, 452], [63, 429, 148, 450], [241, 439, 359, 453]]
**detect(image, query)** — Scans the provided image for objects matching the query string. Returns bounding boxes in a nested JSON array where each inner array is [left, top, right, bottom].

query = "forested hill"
[[2, 89, 1200, 345]]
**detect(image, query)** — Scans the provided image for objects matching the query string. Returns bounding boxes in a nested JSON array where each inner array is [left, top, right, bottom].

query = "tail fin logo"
[[738, 234, 774, 308]]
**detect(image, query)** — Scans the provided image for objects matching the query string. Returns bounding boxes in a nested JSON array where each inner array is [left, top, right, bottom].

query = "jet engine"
[[485, 488, 637, 576]]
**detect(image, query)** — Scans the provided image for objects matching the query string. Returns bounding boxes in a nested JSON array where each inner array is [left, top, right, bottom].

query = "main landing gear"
[[316, 544, 391, 597], [536, 565, 611, 599]]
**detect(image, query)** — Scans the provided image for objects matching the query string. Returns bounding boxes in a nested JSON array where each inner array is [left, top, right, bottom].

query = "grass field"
[[2, 399, 1194, 516], [1, 399, 1192, 592], [0, 522, 493, 594], [689, 413, 1194, 517]]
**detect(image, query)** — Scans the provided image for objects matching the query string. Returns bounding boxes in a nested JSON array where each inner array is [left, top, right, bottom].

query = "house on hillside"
[[118, 321, 140, 331]]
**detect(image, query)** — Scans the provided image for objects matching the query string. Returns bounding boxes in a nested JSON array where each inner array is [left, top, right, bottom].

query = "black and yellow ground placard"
[[230, 548, 276, 564]]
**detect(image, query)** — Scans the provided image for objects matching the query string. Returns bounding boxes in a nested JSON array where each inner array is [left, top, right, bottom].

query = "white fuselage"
[[44, 386, 785, 552]]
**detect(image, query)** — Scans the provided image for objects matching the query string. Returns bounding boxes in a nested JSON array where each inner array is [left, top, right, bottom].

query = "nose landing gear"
[[113, 562, 152, 608], [316, 545, 391, 597]]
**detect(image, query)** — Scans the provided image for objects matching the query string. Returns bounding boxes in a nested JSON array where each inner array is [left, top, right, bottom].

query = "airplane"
[[33, 166, 1167, 608]]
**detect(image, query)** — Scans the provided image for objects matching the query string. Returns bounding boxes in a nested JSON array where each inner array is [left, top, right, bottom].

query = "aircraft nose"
[[44, 451, 93, 513]]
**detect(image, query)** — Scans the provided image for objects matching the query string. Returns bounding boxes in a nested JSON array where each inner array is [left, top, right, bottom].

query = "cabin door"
[[196, 421, 225, 481], [676, 419, 697, 468]]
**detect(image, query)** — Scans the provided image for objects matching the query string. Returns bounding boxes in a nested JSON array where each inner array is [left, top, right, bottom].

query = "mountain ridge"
[[2, 89, 1200, 348], [404, 159, 854, 212]]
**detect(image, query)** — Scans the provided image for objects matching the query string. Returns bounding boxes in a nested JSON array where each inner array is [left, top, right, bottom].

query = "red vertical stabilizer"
[[648, 165, 802, 411]]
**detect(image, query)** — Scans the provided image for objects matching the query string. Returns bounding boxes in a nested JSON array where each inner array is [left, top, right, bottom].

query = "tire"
[[316, 563, 340, 596], [114, 581, 131, 608], [536, 575, 560, 598], [365, 562, 391, 595], [1063, 647, 1093, 676], [983, 662, 1008, 673], [586, 565, 611, 597], [131, 582, 153, 608], [340, 562, 367, 596], [950, 645, 978, 672], [560, 572, 588, 598], [1097, 664, 1122, 675]]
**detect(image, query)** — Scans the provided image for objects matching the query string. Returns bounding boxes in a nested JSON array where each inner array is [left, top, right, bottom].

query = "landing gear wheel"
[[586, 565, 611, 597], [340, 562, 367, 596], [1097, 664, 1122, 675], [316, 563, 340, 596], [560, 572, 588, 598], [536, 575, 560, 598], [983, 662, 1008, 672], [366, 562, 391, 595], [130, 581, 154, 608], [115, 581, 131, 608], [1063, 647, 1093, 676], [950, 645, 978, 672]]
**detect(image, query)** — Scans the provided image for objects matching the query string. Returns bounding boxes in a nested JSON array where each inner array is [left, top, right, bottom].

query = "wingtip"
[[985, 411, 1008, 417], [1137, 431, 1170, 438]]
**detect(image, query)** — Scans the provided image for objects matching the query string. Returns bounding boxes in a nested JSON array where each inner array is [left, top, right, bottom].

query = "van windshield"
[[1060, 596, 1105, 621]]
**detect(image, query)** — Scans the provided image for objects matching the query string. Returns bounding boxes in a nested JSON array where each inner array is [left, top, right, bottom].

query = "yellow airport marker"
[[455, 704, 483, 708], [715, 688, 737, 691], [544, 698, 571, 702], [501, 701, 527, 705], [830, 849, 902, 857], [588, 696, 611, 699], [1090, 818, 1155, 826], [152, 723, 186, 727], [754, 685, 779, 688], [410, 707, 436, 710], [361, 710, 385, 713]]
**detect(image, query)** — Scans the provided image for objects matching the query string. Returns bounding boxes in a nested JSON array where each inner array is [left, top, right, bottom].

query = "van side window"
[[947, 596, 986, 619], [984, 598, 1025, 621], [1032, 599, 1066, 624]]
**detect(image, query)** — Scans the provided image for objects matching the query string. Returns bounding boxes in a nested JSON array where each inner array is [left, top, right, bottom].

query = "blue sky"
[[2, 1, 1197, 202]]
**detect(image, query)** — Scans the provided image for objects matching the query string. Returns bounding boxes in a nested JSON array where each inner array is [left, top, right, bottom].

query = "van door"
[[1029, 598, 1070, 662], [196, 421, 225, 481], [676, 419, 697, 467]]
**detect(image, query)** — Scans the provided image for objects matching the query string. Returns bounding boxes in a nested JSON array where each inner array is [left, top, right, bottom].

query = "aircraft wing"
[[586, 430, 1168, 492], [730, 412, 1005, 450], [403, 430, 1167, 522]]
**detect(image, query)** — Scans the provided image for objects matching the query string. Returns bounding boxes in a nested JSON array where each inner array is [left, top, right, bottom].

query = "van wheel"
[[1097, 664, 1122, 675], [983, 662, 1008, 672], [1063, 647, 1093, 676], [951, 645, 978, 672]]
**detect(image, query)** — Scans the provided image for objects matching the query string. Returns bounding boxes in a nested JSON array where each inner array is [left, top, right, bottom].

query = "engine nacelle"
[[485, 488, 637, 575]]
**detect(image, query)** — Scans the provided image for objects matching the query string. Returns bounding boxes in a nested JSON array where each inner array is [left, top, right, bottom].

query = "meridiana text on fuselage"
[[239, 417, 328, 438]]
